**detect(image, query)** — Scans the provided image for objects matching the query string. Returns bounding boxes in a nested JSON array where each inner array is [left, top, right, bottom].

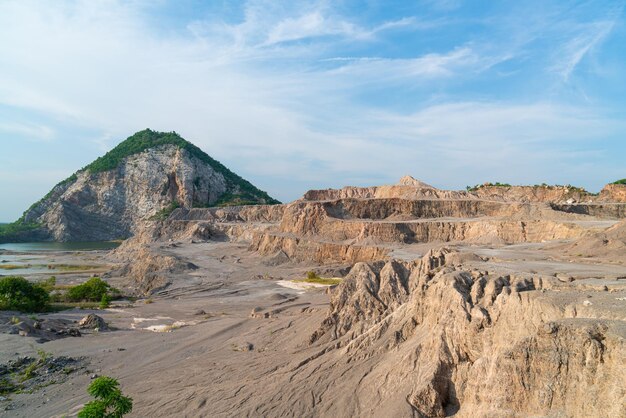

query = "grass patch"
[[0, 264, 98, 272], [53, 264, 100, 272], [149, 202, 180, 221], [49, 302, 102, 311], [0, 377, 17, 395], [612, 179, 626, 185], [295, 272, 342, 286], [0, 264, 31, 270]]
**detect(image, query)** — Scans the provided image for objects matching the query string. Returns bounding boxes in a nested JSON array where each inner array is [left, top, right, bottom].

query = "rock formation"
[[10, 129, 279, 242], [300, 250, 626, 417], [598, 183, 626, 202]]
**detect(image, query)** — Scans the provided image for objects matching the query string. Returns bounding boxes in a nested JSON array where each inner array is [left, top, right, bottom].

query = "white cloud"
[[551, 20, 618, 82], [326, 47, 479, 80], [0, 0, 623, 217], [0, 122, 55, 142], [265, 11, 358, 44]]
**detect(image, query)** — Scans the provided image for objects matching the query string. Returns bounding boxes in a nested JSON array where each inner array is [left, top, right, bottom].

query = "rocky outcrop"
[[249, 232, 390, 264], [113, 243, 198, 294], [397, 175, 435, 188], [78, 314, 108, 331], [598, 183, 626, 202], [169, 205, 285, 224], [471, 184, 594, 203], [17, 130, 278, 242], [549, 202, 626, 219], [303, 177, 471, 201], [304, 249, 626, 417], [272, 198, 592, 246]]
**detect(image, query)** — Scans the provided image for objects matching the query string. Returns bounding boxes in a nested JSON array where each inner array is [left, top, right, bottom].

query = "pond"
[[0, 241, 121, 252]]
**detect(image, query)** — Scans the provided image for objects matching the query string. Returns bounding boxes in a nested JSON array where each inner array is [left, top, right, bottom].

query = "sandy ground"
[[1, 242, 332, 417], [1, 240, 625, 417]]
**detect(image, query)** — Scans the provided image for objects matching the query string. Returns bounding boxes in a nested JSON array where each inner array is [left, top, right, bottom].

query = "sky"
[[1, 0, 625, 221]]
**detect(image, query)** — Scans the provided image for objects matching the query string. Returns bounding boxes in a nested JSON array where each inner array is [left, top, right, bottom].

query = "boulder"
[[78, 314, 108, 331]]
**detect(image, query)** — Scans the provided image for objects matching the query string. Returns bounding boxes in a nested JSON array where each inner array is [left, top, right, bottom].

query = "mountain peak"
[[397, 175, 434, 189], [5, 129, 279, 242]]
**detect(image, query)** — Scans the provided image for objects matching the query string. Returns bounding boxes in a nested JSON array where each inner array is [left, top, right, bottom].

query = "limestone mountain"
[[3, 129, 279, 242]]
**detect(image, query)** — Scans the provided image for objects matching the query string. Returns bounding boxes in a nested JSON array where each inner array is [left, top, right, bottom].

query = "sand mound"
[[397, 175, 435, 189], [562, 220, 626, 262]]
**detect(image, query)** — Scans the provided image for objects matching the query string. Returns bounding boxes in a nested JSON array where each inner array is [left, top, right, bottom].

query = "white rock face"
[[23, 145, 230, 241]]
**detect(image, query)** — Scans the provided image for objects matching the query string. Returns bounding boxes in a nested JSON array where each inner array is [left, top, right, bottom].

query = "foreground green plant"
[[78, 376, 133, 418]]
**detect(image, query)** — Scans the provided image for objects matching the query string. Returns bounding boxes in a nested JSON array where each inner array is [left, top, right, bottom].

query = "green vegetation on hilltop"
[[466, 182, 512, 192], [466, 182, 589, 194], [1, 129, 278, 241], [612, 179, 626, 185], [0, 221, 41, 243], [9, 129, 280, 230], [83, 129, 280, 205]]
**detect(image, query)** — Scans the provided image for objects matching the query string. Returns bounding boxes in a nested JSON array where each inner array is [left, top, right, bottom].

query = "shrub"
[[66, 278, 111, 302], [149, 201, 180, 221], [612, 179, 626, 185], [0, 276, 50, 312], [78, 376, 133, 418], [39, 276, 56, 293], [100, 293, 111, 309]]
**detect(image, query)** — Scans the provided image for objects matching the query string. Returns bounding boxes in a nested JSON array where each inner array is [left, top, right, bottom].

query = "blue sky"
[[1, 0, 625, 221]]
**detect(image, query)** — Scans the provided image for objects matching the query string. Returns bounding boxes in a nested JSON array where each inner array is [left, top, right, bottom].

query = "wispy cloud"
[[552, 19, 618, 82], [0, 122, 55, 142], [326, 47, 479, 80], [0, 0, 624, 220]]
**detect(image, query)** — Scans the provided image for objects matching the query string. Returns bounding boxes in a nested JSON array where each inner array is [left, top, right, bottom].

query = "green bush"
[[612, 179, 626, 185], [149, 201, 180, 221], [66, 278, 111, 302], [100, 293, 111, 309], [78, 376, 133, 418], [0, 276, 50, 312]]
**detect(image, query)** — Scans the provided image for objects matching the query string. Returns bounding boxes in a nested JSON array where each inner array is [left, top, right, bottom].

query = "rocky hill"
[[1, 129, 279, 242]]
